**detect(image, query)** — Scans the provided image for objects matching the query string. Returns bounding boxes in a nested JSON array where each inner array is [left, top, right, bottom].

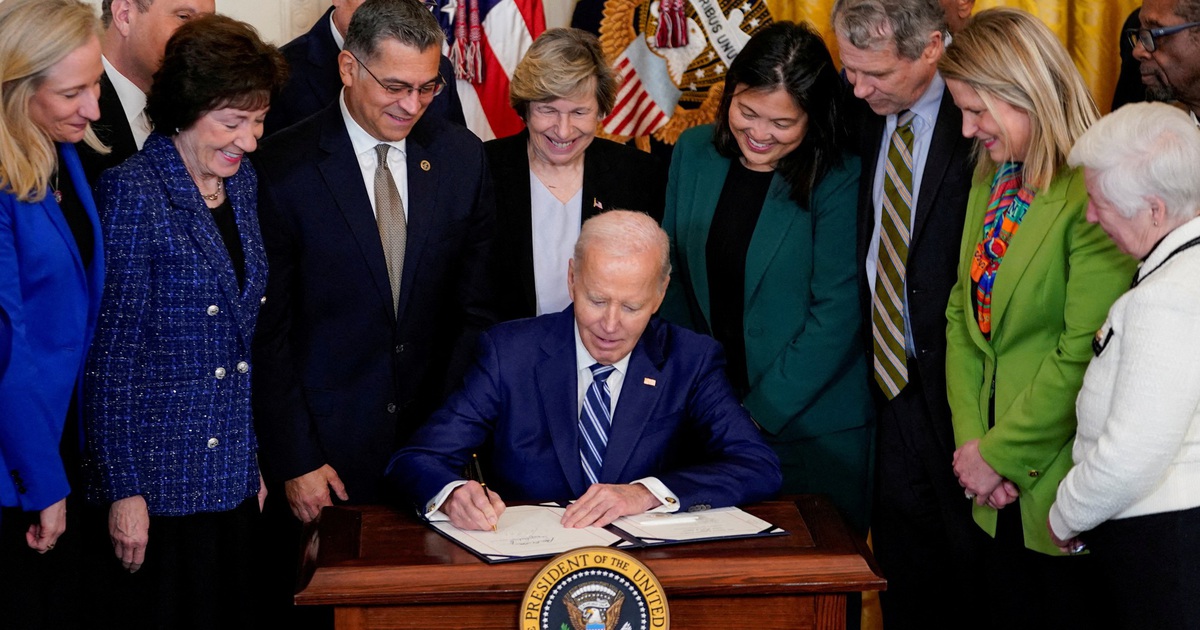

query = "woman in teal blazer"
[[939, 9, 1135, 629], [661, 22, 872, 532]]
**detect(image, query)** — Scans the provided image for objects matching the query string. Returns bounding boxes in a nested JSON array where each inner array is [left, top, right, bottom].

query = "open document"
[[427, 504, 785, 563]]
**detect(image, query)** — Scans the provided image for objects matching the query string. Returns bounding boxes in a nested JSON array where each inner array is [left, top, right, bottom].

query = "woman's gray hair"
[[831, 0, 947, 59], [574, 210, 671, 284], [1068, 102, 1200, 221]]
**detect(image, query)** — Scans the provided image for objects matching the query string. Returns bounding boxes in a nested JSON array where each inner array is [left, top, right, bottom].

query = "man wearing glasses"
[[251, 0, 497, 605], [265, 0, 464, 136], [1129, 0, 1200, 122]]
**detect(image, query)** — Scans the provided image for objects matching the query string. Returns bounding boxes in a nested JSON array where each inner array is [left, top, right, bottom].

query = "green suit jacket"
[[661, 125, 872, 526], [945, 166, 1136, 555]]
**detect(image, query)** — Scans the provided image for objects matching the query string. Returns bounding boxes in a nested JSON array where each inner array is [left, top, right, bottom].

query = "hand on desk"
[[561, 483, 659, 529], [446, 481, 506, 531]]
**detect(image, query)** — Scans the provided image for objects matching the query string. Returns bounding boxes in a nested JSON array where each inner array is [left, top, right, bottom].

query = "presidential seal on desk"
[[521, 547, 670, 630]]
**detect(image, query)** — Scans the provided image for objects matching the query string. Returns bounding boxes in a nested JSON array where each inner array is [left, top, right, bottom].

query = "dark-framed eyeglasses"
[[350, 52, 445, 100], [1125, 21, 1200, 52]]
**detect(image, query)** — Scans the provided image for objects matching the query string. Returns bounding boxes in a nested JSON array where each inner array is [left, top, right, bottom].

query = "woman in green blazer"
[[661, 22, 872, 532], [939, 9, 1135, 629]]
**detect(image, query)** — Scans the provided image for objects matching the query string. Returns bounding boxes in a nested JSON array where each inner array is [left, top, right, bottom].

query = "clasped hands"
[[953, 439, 1018, 509], [443, 480, 660, 531]]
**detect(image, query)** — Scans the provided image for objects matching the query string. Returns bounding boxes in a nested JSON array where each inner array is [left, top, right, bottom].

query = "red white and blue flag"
[[439, 0, 546, 140]]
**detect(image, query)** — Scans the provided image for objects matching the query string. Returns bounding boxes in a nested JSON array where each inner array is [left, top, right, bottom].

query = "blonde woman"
[[939, 8, 1135, 628], [0, 0, 106, 625], [486, 28, 666, 321]]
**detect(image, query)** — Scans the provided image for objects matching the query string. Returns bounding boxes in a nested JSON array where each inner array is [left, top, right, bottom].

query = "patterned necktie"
[[579, 363, 615, 485], [872, 110, 916, 400], [374, 144, 407, 314]]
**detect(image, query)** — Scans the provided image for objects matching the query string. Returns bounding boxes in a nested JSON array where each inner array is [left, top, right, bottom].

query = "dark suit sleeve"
[[386, 330, 502, 508], [250, 171, 328, 484], [655, 338, 782, 510], [441, 145, 499, 395]]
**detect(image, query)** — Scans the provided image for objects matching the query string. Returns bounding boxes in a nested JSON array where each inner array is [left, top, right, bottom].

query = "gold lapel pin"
[[420, 159, 431, 171], [643, 377, 656, 386]]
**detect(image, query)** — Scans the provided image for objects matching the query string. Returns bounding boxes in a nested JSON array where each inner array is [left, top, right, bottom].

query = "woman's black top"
[[705, 158, 774, 395], [54, 146, 93, 269], [209, 196, 245, 290]]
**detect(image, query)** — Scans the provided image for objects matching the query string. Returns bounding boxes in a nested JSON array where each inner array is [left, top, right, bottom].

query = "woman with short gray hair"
[[1049, 101, 1200, 630]]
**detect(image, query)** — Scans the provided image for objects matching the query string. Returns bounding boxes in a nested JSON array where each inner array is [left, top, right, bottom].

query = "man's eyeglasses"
[[1125, 21, 1200, 53], [351, 52, 445, 100]]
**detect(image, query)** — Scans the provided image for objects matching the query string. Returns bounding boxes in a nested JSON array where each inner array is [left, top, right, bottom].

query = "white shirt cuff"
[[423, 480, 468, 521], [632, 477, 679, 513]]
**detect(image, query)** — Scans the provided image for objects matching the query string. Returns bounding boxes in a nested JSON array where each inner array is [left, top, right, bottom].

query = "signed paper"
[[430, 505, 622, 561], [613, 506, 777, 544]]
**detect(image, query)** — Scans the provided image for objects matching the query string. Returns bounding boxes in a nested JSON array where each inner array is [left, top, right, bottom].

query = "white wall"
[[81, 0, 575, 45]]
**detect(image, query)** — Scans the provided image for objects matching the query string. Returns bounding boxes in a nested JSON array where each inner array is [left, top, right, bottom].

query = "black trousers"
[[1086, 504, 1200, 630], [871, 362, 984, 630]]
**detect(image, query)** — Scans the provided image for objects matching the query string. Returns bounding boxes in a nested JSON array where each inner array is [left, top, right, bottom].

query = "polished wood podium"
[[296, 495, 885, 629]]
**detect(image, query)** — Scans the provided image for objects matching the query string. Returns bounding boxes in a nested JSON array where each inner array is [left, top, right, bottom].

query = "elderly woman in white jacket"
[[1049, 102, 1200, 630]]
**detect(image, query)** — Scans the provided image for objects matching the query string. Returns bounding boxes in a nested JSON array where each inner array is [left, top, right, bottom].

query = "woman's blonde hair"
[[509, 28, 617, 119], [938, 8, 1097, 190], [0, 0, 105, 202]]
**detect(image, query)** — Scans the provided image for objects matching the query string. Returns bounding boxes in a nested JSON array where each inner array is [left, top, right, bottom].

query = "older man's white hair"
[[1069, 102, 1200, 221], [573, 210, 671, 283]]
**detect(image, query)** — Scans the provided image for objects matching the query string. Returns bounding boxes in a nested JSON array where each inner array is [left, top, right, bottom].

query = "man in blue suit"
[[264, 0, 464, 136], [387, 211, 781, 530], [252, 0, 496, 520]]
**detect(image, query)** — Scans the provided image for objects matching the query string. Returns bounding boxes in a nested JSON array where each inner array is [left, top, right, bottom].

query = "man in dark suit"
[[833, 0, 979, 627], [252, 0, 496, 522], [79, 0, 215, 185], [387, 210, 781, 531], [264, 0, 465, 136]]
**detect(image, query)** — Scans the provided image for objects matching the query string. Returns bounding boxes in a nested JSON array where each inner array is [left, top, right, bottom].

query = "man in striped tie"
[[387, 210, 781, 531], [834, 0, 981, 627]]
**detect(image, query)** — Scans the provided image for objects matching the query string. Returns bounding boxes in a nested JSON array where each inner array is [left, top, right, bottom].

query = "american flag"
[[440, 0, 546, 140]]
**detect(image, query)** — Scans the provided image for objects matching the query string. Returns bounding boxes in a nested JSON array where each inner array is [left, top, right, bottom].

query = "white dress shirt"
[[101, 56, 151, 150], [340, 92, 409, 221]]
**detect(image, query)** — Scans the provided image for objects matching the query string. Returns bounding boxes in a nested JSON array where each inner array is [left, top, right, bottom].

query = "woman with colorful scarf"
[[938, 8, 1135, 629]]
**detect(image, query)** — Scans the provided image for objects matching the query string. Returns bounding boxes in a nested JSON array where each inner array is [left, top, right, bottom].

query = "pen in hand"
[[472, 453, 497, 532]]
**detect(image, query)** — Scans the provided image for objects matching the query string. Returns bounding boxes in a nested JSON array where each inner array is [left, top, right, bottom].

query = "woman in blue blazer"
[[0, 1, 106, 625], [661, 22, 872, 532], [83, 16, 287, 627]]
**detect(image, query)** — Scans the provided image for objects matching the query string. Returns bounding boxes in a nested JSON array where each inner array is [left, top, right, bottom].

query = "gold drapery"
[[766, 0, 1142, 113]]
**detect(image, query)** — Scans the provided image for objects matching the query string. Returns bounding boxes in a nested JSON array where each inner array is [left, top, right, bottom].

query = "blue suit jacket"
[[386, 308, 782, 511], [84, 133, 267, 516], [0, 144, 104, 511], [264, 6, 465, 137], [252, 102, 497, 503]]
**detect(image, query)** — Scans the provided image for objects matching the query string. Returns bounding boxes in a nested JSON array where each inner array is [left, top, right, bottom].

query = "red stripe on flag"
[[474, 34, 525, 138], [512, 0, 545, 38]]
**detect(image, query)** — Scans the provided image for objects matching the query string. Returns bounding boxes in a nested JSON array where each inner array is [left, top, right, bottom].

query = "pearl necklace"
[[200, 178, 223, 202]]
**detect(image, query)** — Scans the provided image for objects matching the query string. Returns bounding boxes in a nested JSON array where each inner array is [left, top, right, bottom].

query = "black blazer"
[[485, 131, 667, 321], [851, 86, 974, 454], [265, 7, 466, 137], [77, 71, 139, 187], [251, 103, 498, 502]]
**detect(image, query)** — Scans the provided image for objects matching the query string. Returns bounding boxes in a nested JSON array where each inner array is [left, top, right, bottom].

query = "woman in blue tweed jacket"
[[83, 15, 287, 628]]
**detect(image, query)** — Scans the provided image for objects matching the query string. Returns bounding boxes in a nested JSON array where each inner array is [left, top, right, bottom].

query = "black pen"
[[471, 453, 497, 531]]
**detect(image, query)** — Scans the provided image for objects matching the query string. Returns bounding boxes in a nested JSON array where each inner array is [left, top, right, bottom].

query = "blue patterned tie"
[[579, 363, 615, 485]]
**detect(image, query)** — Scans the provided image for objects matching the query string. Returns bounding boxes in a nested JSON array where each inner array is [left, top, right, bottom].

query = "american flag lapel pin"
[[643, 377, 656, 386]]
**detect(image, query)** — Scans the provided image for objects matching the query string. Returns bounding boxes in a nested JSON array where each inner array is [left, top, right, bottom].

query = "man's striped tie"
[[579, 363, 615, 485], [873, 110, 916, 399]]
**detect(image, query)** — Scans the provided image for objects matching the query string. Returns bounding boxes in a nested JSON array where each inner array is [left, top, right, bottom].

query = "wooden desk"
[[297, 496, 885, 629]]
